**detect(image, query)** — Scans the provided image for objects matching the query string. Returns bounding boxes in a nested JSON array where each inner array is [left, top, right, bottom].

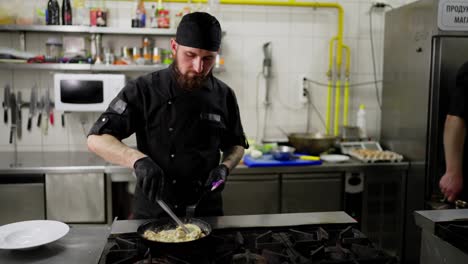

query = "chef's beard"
[[172, 60, 209, 92]]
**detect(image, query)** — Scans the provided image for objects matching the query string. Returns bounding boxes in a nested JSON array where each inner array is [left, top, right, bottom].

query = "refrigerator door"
[[427, 36, 468, 198]]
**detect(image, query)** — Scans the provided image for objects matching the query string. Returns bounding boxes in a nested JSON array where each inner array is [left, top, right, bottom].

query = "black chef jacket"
[[447, 61, 468, 200], [89, 65, 248, 219]]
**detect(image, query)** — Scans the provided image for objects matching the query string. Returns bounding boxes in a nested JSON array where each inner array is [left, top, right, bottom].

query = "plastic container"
[[357, 104, 367, 139], [46, 37, 63, 59]]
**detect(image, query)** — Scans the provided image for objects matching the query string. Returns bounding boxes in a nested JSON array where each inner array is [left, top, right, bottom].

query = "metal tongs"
[[156, 199, 191, 234]]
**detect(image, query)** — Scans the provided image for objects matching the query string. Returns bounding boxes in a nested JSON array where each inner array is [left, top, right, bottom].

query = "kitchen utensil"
[[271, 145, 296, 161], [211, 179, 224, 191], [156, 199, 191, 234], [0, 220, 69, 249], [9, 93, 17, 144], [320, 154, 350, 163], [45, 88, 54, 126], [287, 132, 337, 155], [37, 95, 44, 128], [27, 84, 37, 131], [456, 200, 468, 209], [16, 91, 22, 139], [3, 84, 10, 124], [185, 188, 212, 219], [299, 155, 320, 161], [137, 217, 212, 254]]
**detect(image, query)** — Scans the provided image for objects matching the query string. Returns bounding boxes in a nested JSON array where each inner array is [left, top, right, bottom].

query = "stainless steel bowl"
[[271, 146, 296, 161], [287, 133, 337, 155]]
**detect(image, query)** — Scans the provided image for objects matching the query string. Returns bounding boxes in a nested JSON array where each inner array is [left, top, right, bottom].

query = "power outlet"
[[298, 75, 308, 105]]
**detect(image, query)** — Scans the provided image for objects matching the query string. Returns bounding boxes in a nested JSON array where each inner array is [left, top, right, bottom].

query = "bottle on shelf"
[[47, 0, 60, 25], [142, 37, 152, 65], [157, 9, 170, 28], [96, 0, 108, 27], [356, 104, 367, 139], [149, 5, 157, 28], [138, 0, 146, 27], [62, 0, 72, 25]]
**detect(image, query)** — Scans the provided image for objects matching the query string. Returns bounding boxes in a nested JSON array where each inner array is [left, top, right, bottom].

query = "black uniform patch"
[[110, 97, 127, 114], [200, 112, 221, 122]]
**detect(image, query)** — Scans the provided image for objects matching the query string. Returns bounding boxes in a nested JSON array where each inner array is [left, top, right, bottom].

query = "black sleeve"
[[448, 62, 468, 121], [220, 87, 249, 150], [88, 79, 143, 140]]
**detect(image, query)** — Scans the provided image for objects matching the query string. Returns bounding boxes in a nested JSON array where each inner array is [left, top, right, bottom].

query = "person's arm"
[[220, 145, 245, 171], [87, 134, 146, 169], [440, 114, 466, 202]]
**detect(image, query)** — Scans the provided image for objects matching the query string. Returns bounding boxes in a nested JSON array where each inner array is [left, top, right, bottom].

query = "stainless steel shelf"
[[91, 64, 169, 72], [0, 63, 170, 72], [0, 25, 177, 35], [0, 63, 91, 71]]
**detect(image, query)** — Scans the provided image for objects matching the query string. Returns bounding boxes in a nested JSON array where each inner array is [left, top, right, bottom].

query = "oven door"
[[0, 174, 45, 225]]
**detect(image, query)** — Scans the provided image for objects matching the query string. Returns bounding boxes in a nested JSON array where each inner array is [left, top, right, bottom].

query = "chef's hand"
[[134, 157, 166, 203], [204, 164, 229, 192], [439, 171, 464, 202]]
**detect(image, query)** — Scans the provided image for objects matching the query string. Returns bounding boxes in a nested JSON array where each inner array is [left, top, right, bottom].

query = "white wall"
[[0, 0, 417, 151]]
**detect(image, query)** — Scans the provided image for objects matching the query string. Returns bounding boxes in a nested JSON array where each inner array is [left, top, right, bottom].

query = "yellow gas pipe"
[[342, 44, 350, 127], [326, 36, 338, 136]]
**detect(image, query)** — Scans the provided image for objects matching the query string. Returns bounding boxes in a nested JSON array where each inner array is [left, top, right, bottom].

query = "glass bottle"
[[62, 0, 73, 25]]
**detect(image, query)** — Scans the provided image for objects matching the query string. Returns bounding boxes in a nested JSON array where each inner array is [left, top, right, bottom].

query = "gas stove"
[[98, 223, 396, 264]]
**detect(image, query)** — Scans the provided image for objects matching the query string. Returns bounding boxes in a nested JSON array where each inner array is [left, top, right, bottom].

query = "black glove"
[[204, 164, 229, 192], [134, 157, 166, 203]]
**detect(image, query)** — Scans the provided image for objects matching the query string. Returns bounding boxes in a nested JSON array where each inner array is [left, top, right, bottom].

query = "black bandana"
[[176, 12, 221, 52]]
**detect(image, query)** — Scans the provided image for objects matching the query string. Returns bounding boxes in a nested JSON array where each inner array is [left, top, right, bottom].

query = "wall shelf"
[[0, 63, 225, 73], [0, 25, 178, 36], [0, 63, 169, 72]]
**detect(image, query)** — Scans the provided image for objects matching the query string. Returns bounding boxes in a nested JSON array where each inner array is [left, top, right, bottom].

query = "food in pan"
[[143, 223, 205, 243]]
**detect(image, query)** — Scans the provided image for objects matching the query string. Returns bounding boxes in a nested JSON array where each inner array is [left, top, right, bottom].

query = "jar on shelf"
[[46, 37, 63, 60], [157, 9, 170, 28], [152, 47, 161, 64]]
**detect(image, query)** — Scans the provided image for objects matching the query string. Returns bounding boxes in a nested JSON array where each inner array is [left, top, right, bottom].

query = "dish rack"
[[349, 149, 403, 163]]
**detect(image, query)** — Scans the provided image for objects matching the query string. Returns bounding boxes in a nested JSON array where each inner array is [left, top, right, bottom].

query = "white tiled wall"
[[0, 0, 417, 151]]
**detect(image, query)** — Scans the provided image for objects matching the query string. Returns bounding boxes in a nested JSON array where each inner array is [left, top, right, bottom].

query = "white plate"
[[320, 154, 350, 163], [0, 220, 69, 250]]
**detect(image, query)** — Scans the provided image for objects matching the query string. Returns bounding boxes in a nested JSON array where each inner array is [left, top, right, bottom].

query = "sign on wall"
[[438, 0, 468, 31]]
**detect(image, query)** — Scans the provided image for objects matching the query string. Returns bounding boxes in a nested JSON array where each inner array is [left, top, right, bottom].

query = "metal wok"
[[287, 132, 337, 155], [137, 217, 212, 254]]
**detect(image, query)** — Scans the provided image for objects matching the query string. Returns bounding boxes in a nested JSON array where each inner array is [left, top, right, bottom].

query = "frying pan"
[[137, 217, 212, 255]]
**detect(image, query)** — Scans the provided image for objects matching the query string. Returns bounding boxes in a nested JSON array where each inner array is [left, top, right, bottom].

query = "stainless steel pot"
[[287, 133, 337, 155]]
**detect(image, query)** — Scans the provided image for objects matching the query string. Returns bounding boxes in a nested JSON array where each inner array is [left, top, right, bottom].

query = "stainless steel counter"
[[414, 209, 468, 231], [0, 152, 409, 175], [0, 152, 107, 174], [110, 211, 357, 235], [0, 225, 109, 264]]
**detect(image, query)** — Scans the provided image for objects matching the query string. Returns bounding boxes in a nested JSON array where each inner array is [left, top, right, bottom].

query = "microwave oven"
[[54, 73, 126, 112]]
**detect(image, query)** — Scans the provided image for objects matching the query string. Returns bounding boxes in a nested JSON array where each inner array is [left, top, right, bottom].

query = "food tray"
[[349, 149, 403, 163]]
